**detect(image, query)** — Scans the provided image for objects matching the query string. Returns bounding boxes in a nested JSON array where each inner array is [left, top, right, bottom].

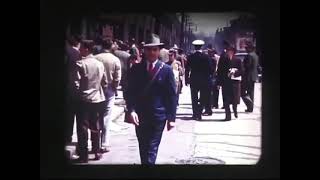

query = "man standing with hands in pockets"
[[126, 34, 177, 165]]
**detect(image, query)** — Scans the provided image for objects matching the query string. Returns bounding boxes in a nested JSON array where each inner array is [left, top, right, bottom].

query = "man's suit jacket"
[[66, 45, 81, 99], [75, 54, 107, 103], [217, 55, 242, 85], [126, 60, 177, 122], [185, 51, 213, 86]]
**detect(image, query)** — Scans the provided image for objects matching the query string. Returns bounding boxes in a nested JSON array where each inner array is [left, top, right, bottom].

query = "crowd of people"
[[65, 33, 259, 164]]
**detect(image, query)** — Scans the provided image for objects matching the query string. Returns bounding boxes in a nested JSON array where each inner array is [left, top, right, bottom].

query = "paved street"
[[67, 83, 261, 165]]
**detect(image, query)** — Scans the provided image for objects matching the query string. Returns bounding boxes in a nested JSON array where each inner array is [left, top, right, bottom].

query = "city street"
[[67, 83, 261, 165]]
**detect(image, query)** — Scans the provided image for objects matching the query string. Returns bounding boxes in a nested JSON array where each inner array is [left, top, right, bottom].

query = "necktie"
[[148, 62, 154, 77]]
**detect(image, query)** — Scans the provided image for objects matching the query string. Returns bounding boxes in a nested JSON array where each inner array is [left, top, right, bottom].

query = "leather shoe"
[[100, 146, 111, 153], [93, 153, 102, 161], [73, 156, 88, 163], [245, 109, 253, 112], [234, 111, 238, 118], [202, 111, 213, 116]]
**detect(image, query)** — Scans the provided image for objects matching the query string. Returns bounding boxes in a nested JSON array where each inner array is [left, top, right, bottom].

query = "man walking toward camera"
[[126, 34, 177, 165]]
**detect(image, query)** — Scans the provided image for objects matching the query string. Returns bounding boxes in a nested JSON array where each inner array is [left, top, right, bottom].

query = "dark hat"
[[222, 40, 231, 48], [226, 45, 236, 52], [144, 34, 164, 47], [81, 40, 95, 52]]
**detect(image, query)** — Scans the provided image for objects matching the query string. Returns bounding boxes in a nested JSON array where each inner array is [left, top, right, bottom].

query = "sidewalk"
[[67, 83, 262, 165], [191, 83, 262, 164]]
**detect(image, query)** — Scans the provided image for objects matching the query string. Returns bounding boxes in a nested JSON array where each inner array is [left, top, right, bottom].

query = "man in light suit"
[[126, 34, 177, 165], [74, 40, 107, 162], [95, 38, 122, 153]]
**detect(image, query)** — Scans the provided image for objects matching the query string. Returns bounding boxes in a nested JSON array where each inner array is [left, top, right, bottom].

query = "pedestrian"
[[74, 40, 107, 162], [185, 40, 214, 120], [113, 42, 131, 102], [176, 48, 186, 94], [129, 38, 141, 63], [159, 45, 169, 63], [65, 34, 82, 144], [167, 48, 183, 105], [126, 33, 177, 165], [140, 41, 145, 60], [217, 45, 243, 121], [208, 48, 220, 109], [95, 38, 122, 153], [93, 36, 103, 55], [241, 41, 259, 112]]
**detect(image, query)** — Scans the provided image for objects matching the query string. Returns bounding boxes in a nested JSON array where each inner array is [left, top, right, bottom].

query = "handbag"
[[124, 62, 165, 124]]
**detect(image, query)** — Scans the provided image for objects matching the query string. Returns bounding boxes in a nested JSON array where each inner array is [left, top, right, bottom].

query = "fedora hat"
[[144, 33, 164, 47]]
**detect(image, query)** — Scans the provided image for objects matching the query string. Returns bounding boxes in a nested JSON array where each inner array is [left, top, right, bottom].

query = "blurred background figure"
[[65, 34, 82, 144], [217, 45, 242, 121], [185, 40, 213, 120], [167, 48, 183, 106], [241, 41, 259, 113], [95, 38, 122, 153], [74, 40, 107, 162], [159, 44, 169, 63], [208, 47, 220, 109], [129, 38, 141, 63], [113, 40, 131, 101]]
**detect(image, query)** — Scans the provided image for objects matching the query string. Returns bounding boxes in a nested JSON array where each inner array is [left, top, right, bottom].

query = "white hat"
[[192, 40, 205, 45], [172, 44, 179, 49], [144, 33, 164, 47]]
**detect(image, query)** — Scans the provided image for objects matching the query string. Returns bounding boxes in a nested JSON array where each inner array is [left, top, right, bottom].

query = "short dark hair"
[[102, 38, 113, 50], [194, 45, 202, 50], [81, 40, 95, 52], [223, 40, 230, 48], [67, 34, 82, 46]]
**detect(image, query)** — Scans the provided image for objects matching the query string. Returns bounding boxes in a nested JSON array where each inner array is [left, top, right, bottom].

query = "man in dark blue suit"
[[126, 34, 177, 165]]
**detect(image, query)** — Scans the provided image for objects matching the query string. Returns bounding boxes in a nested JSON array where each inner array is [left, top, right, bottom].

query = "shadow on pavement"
[[176, 113, 193, 116], [177, 116, 195, 121], [194, 132, 260, 137]]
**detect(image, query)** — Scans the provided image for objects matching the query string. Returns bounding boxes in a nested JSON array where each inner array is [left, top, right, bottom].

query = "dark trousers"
[[241, 81, 255, 111], [77, 101, 105, 158], [190, 84, 201, 117], [176, 93, 180, 106], [190, 82, 212, 117], [66, 97, 80, 143], [200, 82, 212, 113], [211, 79, 219, 108], [222, 82, 238, 119], [135, 117, 166, 165]]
